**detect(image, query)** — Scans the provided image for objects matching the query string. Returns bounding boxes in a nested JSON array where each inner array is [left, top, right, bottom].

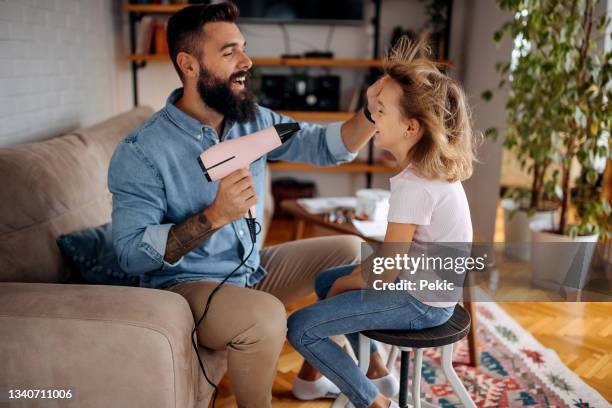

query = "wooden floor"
[[212, 204, 612, 406], [491, 204, 612, 403]]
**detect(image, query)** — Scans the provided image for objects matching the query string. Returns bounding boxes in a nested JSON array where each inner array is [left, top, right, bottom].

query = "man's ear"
[[176, 51, 199, 80]]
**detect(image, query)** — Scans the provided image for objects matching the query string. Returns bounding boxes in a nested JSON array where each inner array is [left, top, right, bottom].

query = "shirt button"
[[239, 230, 244, 237]]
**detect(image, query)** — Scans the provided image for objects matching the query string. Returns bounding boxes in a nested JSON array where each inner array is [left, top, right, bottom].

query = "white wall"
[[0, 0, 121, 147], [453, 0, 512, 242]]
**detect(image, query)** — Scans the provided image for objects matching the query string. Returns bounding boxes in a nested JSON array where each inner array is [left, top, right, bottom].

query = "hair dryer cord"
[[191, 217, 261, 408]]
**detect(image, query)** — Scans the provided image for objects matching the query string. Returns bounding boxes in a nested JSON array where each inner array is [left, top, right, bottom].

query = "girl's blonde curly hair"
[[384, 35, 481, 182]]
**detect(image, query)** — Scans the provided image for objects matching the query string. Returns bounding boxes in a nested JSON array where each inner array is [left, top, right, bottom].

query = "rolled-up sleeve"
[[108, 140, 183, 275], [264, 108, 358, 165], [324, 121, 357, 163], [140, 223, 183, 267]]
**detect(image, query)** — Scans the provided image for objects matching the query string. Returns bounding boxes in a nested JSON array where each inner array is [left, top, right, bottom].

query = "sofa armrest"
[[0, 282, 203, 408]]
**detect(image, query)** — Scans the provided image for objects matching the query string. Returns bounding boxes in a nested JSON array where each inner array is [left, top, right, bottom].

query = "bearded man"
[[107, 3, 381, 407]]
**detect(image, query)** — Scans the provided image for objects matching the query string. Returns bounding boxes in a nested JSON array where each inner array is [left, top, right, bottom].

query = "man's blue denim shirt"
[[108, 88, 357, 289]]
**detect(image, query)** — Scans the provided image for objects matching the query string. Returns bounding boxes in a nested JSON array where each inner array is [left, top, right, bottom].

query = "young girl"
[[287, 36, 478, 408]]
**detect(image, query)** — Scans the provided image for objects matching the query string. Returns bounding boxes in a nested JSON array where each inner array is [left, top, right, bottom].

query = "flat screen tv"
[[232, 0, 365, 25]]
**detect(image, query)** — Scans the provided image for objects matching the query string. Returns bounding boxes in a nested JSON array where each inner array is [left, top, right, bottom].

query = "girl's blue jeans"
[[287, 264, 455, 408]]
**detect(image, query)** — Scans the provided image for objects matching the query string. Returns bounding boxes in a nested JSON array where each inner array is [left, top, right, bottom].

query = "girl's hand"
[[326, 268, 364, 299]]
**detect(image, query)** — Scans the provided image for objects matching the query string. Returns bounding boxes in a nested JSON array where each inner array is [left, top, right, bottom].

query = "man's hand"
[[163, 168, 256, 264], [365, 75, 388, 114], [205, 168, 257, 229], [340, 75, 388, 153]]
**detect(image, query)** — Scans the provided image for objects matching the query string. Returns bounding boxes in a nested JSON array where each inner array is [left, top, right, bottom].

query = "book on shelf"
[[135, 16, 169, 56], [153, 18, 169, 54]]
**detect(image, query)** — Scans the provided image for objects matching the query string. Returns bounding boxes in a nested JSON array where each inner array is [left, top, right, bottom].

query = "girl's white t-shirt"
[[387, 166, 473, 307]]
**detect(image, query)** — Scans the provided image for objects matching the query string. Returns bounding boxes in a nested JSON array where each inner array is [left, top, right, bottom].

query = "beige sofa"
[[0, 107, 275, 407]]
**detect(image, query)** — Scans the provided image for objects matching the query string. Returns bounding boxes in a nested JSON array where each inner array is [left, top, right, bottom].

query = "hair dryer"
[[197, 123, 300, 242]]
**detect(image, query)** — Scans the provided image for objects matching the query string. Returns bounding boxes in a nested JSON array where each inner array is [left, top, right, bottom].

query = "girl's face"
[[371, 80, 421, 164]]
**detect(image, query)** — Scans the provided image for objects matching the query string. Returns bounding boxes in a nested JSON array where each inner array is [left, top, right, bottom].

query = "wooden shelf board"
[[252, 57, 383, 67], [277, 111, 353, 121], [269, 160, 400, 174], [127, 54, 383, 67], [127, 54, 169, 62], [123, 4, 185, 13], [127, 54, 452, 67]]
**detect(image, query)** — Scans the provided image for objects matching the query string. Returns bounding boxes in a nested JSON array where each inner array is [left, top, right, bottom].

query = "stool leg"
[[465, 301, 479, 367], [399, 350, 410, 408], [334, 335, 357, 362], [330, 394, 349, 408], [412, 348, 423, 408], [358, 334, 370, 374], [441, 344, 476, 408]]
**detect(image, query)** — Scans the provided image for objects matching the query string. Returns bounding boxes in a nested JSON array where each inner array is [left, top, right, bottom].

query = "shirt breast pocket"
[[250, 156, 265, 177]]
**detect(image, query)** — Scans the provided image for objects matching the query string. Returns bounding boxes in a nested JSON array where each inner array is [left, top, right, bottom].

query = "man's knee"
[[259, 295, 288, 344], [235, 293, 287, 349]]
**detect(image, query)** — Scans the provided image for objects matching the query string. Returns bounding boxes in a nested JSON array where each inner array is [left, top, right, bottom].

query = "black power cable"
[[191, 219, 262, 408]]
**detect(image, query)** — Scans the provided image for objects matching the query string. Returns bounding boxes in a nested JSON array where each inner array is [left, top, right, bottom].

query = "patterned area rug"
[[385, 302, 610, 407]]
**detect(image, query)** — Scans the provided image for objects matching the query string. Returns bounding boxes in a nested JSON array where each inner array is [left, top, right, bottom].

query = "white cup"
[[356, 189, 390, 221]]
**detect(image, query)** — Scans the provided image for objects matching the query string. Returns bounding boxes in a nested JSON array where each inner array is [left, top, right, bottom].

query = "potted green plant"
[[498, 113, 559, 261], [418, 0, 451, 59], [486, 1, 562, 261], [495, 0, 611, 291]]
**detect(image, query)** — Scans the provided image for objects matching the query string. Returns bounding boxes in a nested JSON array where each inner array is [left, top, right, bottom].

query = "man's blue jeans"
[[287, 264, 455, 408]]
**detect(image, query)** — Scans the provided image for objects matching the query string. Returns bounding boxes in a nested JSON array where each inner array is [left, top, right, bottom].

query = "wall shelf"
[[276, 111, 353, 121], [123, 4, 186, 13], [127, 53, 451, 68], [127, 53, 386, 67], [269, 160, 400, 174]]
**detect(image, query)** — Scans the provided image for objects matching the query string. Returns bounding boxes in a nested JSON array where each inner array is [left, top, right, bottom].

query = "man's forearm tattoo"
[[164, 212, 218, 264]]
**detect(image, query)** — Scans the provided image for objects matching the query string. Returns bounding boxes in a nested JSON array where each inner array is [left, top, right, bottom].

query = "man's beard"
[[196, 63, 257, 124]]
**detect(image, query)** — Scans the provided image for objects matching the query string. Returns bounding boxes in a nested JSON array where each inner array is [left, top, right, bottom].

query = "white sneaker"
[[292, 375, 341, 400]]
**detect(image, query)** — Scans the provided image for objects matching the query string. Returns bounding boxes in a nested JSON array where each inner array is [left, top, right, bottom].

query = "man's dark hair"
[[167, 2, 239, 80]]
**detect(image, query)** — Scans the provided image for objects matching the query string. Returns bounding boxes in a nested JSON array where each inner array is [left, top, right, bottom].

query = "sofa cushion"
[[0, 107, 154, 283], [0, 282, 216, 408], [57, 223, 139, 286]]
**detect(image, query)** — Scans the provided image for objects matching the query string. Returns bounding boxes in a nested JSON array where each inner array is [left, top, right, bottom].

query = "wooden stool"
[[332, 305, 476, 408]]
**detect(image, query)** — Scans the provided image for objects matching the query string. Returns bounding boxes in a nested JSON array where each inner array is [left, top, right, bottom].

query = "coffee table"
[[280, 199, 381, 242]]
